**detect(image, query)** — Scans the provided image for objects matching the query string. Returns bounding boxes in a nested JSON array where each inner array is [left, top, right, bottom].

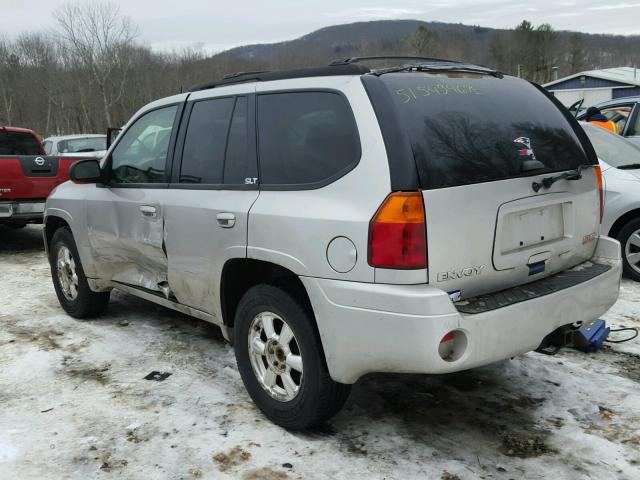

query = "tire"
[[617, 218, 640, 282], [234, 284, 351, 430], [49, 227, 110, 318]]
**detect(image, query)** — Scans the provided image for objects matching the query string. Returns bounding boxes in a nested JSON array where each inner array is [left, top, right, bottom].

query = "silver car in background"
[[43, 134, 107, 159], [582, 122, 640, 281]]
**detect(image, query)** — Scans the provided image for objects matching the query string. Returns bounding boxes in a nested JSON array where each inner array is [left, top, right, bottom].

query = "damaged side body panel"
[[86, 187, 168, 292]]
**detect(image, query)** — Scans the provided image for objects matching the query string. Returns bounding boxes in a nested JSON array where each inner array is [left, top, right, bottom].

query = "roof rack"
[[188, 63, 370, 92], [188, 56, 497, 93], [222, 70, 269, 80], [329, 56, 464, 66]]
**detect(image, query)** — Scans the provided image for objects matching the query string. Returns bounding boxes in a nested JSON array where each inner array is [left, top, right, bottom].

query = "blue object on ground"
[[573, 319, 610, 352]]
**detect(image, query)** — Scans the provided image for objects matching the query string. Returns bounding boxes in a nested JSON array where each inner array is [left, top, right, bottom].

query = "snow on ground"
[[0, 225, 639, 480]]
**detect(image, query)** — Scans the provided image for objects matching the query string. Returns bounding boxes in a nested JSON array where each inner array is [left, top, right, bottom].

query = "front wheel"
[[49, 227, 110, 318], [618, 218, 640, 282], [234, 284, 350, 429]]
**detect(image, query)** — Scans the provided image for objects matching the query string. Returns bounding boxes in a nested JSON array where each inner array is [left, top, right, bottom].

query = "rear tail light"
[[594, 165, 604, 223], [368, 191, 427, 269]]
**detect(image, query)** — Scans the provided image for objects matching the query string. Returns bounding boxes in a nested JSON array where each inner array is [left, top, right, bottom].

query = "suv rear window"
[[257, 91, 360, 187], [0, 130, 42, 155], [374, 73, 591, 189]]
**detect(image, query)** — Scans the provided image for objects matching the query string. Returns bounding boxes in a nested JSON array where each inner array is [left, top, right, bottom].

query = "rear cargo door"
[[375, 72, 600, 299]]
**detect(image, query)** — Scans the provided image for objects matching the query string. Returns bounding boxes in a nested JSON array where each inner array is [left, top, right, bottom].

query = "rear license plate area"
[[500, 203, 566, 254]]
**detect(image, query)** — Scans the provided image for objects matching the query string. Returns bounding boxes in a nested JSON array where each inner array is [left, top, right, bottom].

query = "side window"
[[110, 105, 178, 184], [602, 106, 632, 132], [180, 97, 235, 184], [627, 106, 640, 137], [257, 91, 360, 186]]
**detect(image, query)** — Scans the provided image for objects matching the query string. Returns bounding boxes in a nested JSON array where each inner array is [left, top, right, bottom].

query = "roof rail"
[[222, 70, 269, 80], [329, 56, 464, 66], [188, 63, 370, 92]]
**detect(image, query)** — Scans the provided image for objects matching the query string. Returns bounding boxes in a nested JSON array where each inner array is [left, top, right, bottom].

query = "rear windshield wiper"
[[617, 163, 640, 170], [532, 165, 593, 192], [373, 63, 504, 78]]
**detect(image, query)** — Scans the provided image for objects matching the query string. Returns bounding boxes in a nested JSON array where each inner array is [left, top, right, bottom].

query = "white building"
[[543, 67, 640, 107]]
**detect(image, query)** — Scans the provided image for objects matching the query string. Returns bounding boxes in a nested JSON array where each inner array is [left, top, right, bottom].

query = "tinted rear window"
[[377, 73, 590, 189], [0, 130, 42, 155]]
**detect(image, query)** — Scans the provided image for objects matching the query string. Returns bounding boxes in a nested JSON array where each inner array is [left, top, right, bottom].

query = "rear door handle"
[[216, 212, 236, 228], [139, 205, 157, 218]]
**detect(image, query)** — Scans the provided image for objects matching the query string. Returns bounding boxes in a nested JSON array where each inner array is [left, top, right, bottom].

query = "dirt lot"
[[1, 225, 639, 480]]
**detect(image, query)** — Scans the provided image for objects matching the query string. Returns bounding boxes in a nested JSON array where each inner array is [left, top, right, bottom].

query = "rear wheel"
[[49, 228, 110, 318], [618, 217, 640, 282], [234, 284, 350, 429]]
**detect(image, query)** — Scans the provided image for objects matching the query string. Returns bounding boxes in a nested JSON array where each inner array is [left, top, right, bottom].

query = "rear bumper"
[[0, 199, 45, 221], [302, 236, 622, 384]]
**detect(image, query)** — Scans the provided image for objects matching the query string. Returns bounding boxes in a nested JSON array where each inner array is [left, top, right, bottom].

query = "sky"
[[1, 0, 639, 53]]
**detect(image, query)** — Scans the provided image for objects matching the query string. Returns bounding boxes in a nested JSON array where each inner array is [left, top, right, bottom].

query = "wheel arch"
[[44, 214, 71, 254], [608, 208, 640, 239], [220, 258, 334, 375], [220, 258, 313, 329]]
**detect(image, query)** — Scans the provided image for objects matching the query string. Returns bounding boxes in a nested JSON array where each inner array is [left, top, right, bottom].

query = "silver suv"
[[44, 58, 622, 429]]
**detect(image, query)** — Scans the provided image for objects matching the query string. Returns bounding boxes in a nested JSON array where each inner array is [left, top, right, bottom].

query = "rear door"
[[373, 73, 600, 299], [85, 104, 181, 292], [163, 90, 259, 316]]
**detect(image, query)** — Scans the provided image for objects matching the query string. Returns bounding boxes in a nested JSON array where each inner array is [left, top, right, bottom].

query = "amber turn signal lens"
[[368, 192, 427, 269]]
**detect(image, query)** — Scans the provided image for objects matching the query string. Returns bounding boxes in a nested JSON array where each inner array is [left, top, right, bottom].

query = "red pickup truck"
[[0, 126, 78, 227]]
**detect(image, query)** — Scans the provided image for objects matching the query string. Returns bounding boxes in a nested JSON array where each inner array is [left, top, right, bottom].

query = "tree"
[[510, 20, 557, 83], [568, 34, 586, 74], [54, 1, 138, 127], [408, 26, 439, 57], [0, 36, 17, 124]]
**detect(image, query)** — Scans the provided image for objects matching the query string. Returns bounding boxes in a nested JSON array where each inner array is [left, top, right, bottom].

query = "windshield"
[[582, 123, 640, 168], [57, 136, 106, 153], [375, 72, 591, 189]]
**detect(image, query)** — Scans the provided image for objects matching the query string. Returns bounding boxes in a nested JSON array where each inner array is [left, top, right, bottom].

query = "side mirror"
[[70, 159, 102, 184]]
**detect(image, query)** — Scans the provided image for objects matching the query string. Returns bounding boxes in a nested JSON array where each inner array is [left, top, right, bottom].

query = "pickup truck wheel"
[[234, 284, 350, 430], [618, 218, 640, 282], [49, 228, 110, 318]]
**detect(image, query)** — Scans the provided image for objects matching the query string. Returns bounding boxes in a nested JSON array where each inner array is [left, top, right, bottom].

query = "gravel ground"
[[1, 225, 639, 480]]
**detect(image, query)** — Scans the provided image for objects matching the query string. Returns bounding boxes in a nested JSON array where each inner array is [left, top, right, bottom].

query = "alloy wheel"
[[56, 246, 79, 301], [248, 311, 304, 402], [625, 229, 640, 276]]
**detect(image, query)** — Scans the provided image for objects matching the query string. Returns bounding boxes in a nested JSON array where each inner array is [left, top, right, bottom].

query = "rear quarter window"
[[257, 91, 360, 188], [373, 73, 591, 189]]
